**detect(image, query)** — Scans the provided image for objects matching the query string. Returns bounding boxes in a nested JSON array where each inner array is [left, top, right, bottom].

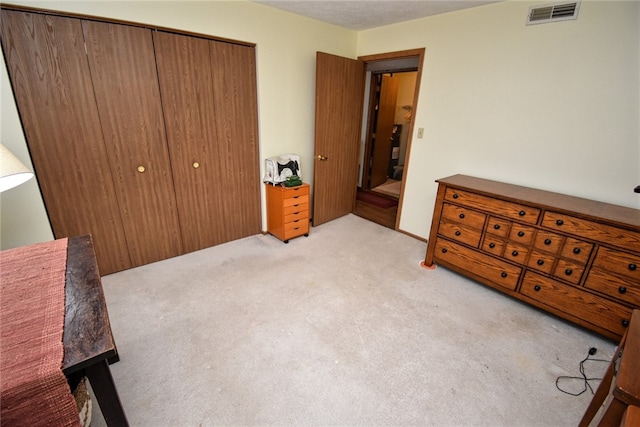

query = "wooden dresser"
[[266, 183, 310, 243], [424, 174, 640, 340]]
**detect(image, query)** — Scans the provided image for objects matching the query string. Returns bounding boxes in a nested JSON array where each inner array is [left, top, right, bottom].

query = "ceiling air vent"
[[527, 2, 580, 25]]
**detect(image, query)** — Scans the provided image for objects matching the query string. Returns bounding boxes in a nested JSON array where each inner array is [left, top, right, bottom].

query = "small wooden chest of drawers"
[[424, 174, 640, 340], [266, 183, 310, 243]]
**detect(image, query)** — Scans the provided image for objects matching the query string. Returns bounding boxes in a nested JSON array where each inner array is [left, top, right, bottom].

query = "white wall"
[[358, 0, 640, 239], [0, 0, 357, 248]]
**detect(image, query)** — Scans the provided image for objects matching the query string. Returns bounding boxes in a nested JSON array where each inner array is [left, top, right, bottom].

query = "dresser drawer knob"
[[618, 286, 627, 294], [573, 248, 581, 254], [565, 269, 573, 276], [459, 213, 465, 219], [489, 242, 496, 248], [501, 272, 507, 278], [441, 248, 448, 254], [622, 319, 630, 327], [537, 259, 544, 266], [518, 231, 525, 237], [556, 219, 564, 226], [453, 193, 459, 199], [544, 239, 552, 245], [629, 263, 637, 271], [455, 231, 461, 236], [494, 224, 501, 230], [519, 210, 526, 216], [534, 285, 541, 291], [511, 250, 519, 257]]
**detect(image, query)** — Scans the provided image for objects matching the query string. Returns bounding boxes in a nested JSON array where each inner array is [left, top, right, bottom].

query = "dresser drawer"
[[559, 237, 593, 263], [553, 259, 585, 285], [533, 230, 563, 254], [504, 242, 529, 265], [585, 268, 640, 307], [486, 216, 510, 238], [434, 238, 521, 291], [441, 203, 486, 229], [438, 218, 482, 247], [592, 246, 640, 281], [542, 212, 640, 253], [521, 271, 632, 337], [508, 223, 536, 245], [482, 236, 505, 256], [444, 188, 540, 224], [527, 250, 555, 274]]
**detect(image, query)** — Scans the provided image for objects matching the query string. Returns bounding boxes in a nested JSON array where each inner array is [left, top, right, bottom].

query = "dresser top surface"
[[436, 174, 640, 230]]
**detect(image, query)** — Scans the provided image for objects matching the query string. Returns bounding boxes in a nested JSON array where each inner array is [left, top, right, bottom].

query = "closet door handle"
[[137, 166, 146, 173], [193, 162, 200, 169]]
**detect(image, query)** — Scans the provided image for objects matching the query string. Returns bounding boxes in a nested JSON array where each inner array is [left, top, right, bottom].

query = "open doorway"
[[354, 57, 419, 229]]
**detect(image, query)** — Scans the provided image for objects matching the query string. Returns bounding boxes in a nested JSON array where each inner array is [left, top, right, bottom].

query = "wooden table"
[[63, 235, 129, 426]]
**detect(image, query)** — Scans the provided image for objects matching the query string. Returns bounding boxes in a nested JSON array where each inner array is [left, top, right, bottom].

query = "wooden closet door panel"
[[153, 32, 226, 253], [209, 42, 261, 241], [81, 21, 183, 267], [0, 11, 131, 274]]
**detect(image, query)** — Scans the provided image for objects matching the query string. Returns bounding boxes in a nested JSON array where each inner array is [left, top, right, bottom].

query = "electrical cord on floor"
[[555, 347, 609, 396]]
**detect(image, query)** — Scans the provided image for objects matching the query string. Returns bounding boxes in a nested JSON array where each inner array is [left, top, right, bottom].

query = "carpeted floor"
[[92, 214, 615, 426]]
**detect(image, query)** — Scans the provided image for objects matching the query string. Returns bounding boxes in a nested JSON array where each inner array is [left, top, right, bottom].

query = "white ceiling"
[[254, 0, 502, 31]]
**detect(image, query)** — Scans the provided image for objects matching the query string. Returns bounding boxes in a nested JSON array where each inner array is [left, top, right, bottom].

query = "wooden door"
[[82, 21, 183, 267], [0, 11, 131, 274], [369, 74, 399, 188], [154, 32, 261, 252], [313, 52, 365, 226]]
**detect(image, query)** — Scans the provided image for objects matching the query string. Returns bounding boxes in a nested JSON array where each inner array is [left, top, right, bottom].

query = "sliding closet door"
[[209, 41, 261, 242], [153, 33, 260, 252], [0, 11, 131, 274], [82, 21, 183, 267]]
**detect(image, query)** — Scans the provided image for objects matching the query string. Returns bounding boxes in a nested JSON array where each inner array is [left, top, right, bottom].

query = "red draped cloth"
[[1, 238, 81, 427]]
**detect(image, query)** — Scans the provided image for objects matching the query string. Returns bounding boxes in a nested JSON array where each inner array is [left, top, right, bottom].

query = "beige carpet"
[[92, 214, 615, 426]]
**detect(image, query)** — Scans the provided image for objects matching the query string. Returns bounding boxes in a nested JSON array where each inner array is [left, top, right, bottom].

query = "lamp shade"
[[0, 143, 34, 192]]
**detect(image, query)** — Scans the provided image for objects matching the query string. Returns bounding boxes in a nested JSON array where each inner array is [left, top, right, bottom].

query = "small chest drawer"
[[284, 202, 309, 216], [438, 218, 482, 247], [508, 223, 536, 245], [284, 209, 308, 224], [444, 188, 540, 224], [521, 271, 632, 337], [283, 193, 309, 207], [542, 212, 640, 253], [282, 185, 310, 199], [592, 246, 640, 280], [434, 238, 521, 291], [441, 203, 486, 229]]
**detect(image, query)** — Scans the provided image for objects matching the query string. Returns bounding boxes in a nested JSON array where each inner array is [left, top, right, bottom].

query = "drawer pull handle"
[[556, 219, 564, 226], [544, 239, 552, 245], [629, 263, 637, 271], [453, 193, 459, 199], [573, 248, 581, 254], [518, 231, 525, 237], [501, 272, 507, 278], [618, 286, 627, 294], [511, 250, 519, 257], [293, 196, 300, 199], [537, 259, 544, 266], [459, 213, 465, 219], [494, 224, 501, 230], [565, 269, 573, 276], [519, 210, 526, 216], [455, 231, 461, 236], [622, 319, 629, 327], [534, 285, 541, 291], [441, 248, 448, 254], [489, 242, 496, 249]]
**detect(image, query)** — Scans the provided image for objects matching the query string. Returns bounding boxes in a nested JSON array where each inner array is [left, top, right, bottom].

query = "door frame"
[[357, 48, 425, 230]]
